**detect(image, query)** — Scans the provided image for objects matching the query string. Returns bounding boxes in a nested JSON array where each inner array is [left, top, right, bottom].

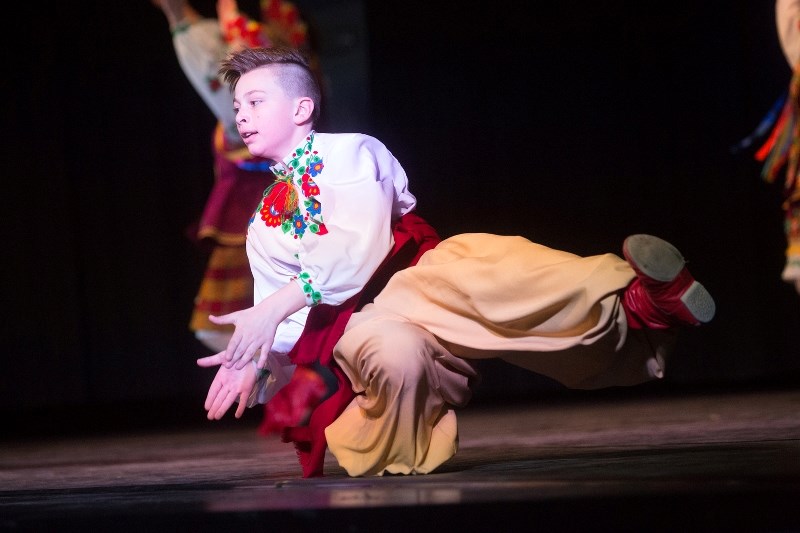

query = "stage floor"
[[2, 387, 799, 532]]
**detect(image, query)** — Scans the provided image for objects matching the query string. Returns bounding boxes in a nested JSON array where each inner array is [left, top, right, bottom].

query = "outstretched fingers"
[[207, 388, 238, 420], [197, 351, 226, 368], [204, 375, 224, 411]]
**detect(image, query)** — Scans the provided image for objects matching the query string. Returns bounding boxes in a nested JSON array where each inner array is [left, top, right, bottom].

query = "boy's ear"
[[294, 97, 314, 125]]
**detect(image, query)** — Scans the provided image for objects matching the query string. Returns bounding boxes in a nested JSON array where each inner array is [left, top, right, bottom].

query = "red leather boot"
[[621, 234, 716, 329]]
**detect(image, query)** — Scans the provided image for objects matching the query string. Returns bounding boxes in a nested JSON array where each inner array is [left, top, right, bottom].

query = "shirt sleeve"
[[293, 134, 417, 306], [171, 19, 240, 144]]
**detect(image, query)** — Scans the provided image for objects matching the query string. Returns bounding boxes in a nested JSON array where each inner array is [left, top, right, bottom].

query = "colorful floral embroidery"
[[295, 272, 321, 304], [301, 173, 320, 196], [259, 181, 297, 227], [309, 158, 324, 176], [305, 198, 321, 216], [207, 76, 222, 93], [292, 214, 307, 236], [251, 133, 325, 239]]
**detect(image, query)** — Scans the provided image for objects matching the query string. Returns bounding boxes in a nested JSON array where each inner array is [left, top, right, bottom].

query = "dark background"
[[5, 1, 799, 433]]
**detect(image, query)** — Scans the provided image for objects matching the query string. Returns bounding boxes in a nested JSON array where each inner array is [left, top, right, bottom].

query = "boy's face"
[[233, 66, 298, 162]]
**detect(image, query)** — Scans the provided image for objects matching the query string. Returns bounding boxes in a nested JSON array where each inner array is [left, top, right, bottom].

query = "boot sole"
[[622, 234, 685, 282], [681, 281, 716, 324]]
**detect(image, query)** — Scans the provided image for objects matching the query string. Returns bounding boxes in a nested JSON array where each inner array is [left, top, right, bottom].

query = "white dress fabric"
[[326, 233, 673, 477], [171, 18, 242, 143]]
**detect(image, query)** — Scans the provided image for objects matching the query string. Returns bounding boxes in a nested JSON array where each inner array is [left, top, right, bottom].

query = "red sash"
[[281, 212, 441, 477]]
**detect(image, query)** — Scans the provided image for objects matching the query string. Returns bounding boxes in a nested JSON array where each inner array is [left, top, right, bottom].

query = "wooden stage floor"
[[2, 387, 799, 532]]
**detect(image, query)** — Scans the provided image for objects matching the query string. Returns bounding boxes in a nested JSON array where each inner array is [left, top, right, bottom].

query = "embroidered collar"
[[251, 132, 328, 239]]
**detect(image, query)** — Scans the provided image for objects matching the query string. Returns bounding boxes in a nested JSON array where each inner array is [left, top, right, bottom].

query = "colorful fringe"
[[755, 66, 800, 282]]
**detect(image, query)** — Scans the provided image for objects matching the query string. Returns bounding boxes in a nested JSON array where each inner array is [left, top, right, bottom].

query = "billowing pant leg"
[[326, 309, 477, 476], [495, 298, 677, 390]]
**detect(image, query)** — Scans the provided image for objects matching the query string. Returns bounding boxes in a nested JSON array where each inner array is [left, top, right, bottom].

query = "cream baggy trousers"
[[325, 233, 674, 476]]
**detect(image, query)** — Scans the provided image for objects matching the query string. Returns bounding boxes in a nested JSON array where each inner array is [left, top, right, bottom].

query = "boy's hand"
[[208, 305, 276, 370], [197, 355, 258, 419]]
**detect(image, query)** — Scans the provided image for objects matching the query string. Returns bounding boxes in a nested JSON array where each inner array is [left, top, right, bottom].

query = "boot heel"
[[681, 281, 716, 324]]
